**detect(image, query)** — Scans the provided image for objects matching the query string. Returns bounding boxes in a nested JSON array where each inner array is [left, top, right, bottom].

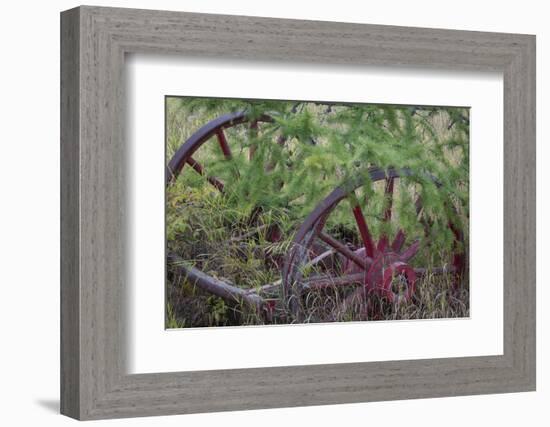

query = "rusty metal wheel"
[[166, 111, 287, 317], [282, 167, 466, 322]]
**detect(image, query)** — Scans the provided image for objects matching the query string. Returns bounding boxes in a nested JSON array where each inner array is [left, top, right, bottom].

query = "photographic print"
[[165, 97, 469, 328]]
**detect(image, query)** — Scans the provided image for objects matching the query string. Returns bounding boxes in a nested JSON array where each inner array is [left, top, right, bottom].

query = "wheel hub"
[[344, 237, 417, 303]]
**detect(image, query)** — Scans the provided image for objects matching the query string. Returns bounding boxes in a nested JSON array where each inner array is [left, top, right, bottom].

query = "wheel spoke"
[[384, 177, 395, 221], [304, 249, 335, 269], [399, 240, 420, 262], [374, 178, 395, 252], [351, 201, 376, 258], [215, 129, 232, 159], [186, 157, 224, 192], [377, 235, 388, 252], [318, 232, 368, 270]]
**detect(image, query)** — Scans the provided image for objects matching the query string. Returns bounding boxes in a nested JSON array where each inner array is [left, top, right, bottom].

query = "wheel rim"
[[166, 111, 276, 189], [282, 167, 466, 322]]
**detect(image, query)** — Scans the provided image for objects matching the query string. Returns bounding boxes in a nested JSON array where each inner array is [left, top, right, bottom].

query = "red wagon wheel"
[[166, 111, 288, 316], [166, 111, 279, 188], [282, 167, 466, 322]]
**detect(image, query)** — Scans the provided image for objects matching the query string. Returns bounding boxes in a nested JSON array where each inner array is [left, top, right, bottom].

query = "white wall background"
[[0, 0, 546, 425]]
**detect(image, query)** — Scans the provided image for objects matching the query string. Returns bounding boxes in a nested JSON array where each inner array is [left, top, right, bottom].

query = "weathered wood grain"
[[60, 7, 80, 419], [60, 5, 536, 420]]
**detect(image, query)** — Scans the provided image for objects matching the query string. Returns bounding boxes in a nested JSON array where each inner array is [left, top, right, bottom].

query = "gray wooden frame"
[[60, 5, 536, 420]]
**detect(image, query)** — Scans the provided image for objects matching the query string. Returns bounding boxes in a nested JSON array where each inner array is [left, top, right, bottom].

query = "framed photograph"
[[164, 96, 471, 329], [61, 6, 535, 420]]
